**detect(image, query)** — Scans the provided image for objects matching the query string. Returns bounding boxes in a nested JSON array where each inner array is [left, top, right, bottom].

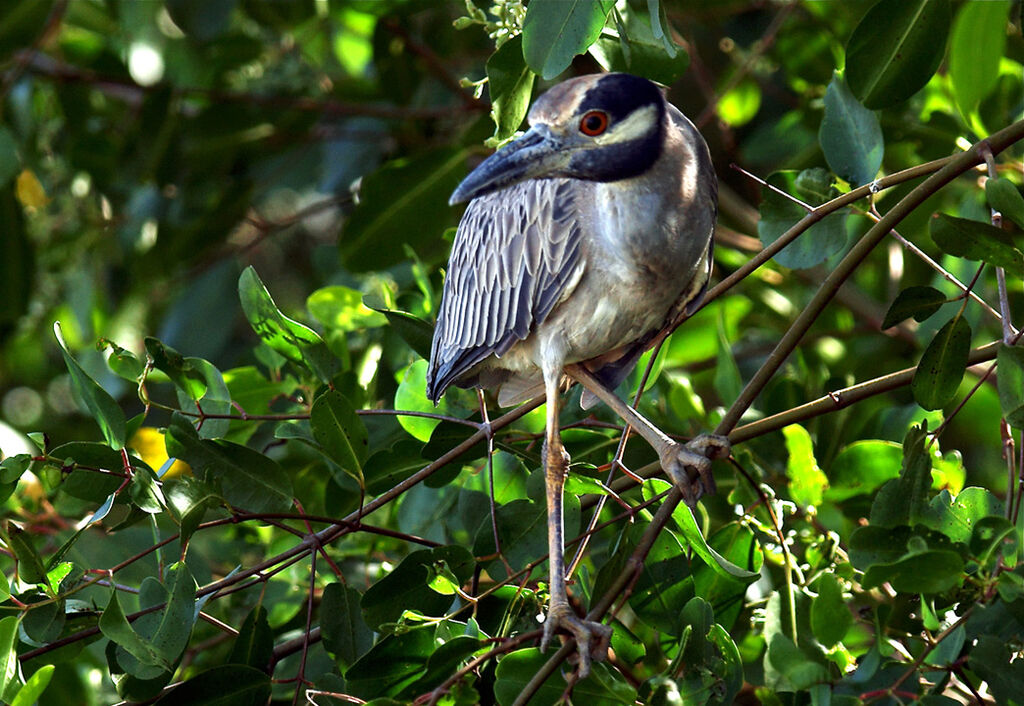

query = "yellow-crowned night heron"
[[426, 73, 729, 675]]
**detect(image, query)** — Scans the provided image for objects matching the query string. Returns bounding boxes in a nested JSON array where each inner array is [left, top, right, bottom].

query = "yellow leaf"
[[129, 427, 192, 479], [16, 169, 48, 208]]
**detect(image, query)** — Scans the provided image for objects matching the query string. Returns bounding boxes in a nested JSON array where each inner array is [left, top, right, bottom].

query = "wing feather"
[[426, 179, 584, 401]]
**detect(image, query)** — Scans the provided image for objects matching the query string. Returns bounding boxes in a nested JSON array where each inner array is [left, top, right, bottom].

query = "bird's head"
[[449, 73, 668, 205]]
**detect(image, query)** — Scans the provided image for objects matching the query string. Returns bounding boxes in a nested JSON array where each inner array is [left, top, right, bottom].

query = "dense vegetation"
[[0, 1, 1022, 704]]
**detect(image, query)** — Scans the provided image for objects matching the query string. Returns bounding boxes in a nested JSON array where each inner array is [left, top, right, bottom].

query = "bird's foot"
[[659, 433, 731, 506], [540, 600, 612, 679]]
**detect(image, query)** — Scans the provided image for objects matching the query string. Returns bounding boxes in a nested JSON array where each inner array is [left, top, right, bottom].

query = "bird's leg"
[[539, 367, 611, 678], [566, 364, 730, 505]]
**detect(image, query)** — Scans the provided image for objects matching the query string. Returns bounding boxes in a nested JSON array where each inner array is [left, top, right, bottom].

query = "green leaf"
[[54, 322, 127, 449], [340, 148, 467, 272], [861, 548, 964, 594], [693, 523, 763, 630], [101, 339, 145, 382], [968, 636, 1024, 705], [628, 524, 694, 636], [472, 497, 561, 582], [22, 595, 65, 644], [494, 649, 636, 705], [819, 73, 883, 186], [486, 36, 535, 143], [310, 389, 368, 485], [882, 286, 947, 329], [811, 573, 850, 647], [228, 606, 273, 670], [364, 439, 429, 496], [845, 0, 951, 109], [144, 338, 208, 401], [394, 360, 471, 442], [361, 546, 475, 631], [921, 487, 1006, 545], [783, 424, 828, 508], [912, 315, 971, 411], [369, 306, 434, 361], [648, 481, 759, 583], [343, 630, 433, 699], [152, 664, 271, 705], [930, 213, 1024, 273], [238, 267, 339, 383], [0, 616, 19, 702], [766, 633, 830, 690], [986, 177, 1024, 231], [522, 0, 615, 80], [321, 583, 374, 669], [177, 357, 232, 440], [588, 6, 689, 85], [825, 440, 902, 502], [949, 0, 1011, 118], [150, 562, 197, 665], [406, 635, 483, 696], [3, 523, 47, 585], [998, 344, 1024, 428], [50, 441, 127, 502], [869, 424, 933, 527], [99, 587, 171, 679], [757, 169, 848, 269], [165, 414, 294, 513], [164, 475, 221, 546], [9, 664, 54, 706], [307, 285, 387, 332]]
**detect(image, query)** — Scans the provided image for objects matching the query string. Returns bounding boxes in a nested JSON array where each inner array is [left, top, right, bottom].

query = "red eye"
[[579, 110, 609, 136]]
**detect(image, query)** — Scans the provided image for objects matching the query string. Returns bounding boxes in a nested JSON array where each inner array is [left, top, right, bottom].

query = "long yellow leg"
[[566, 363, 730, 505], [539, 365, 611, 678]]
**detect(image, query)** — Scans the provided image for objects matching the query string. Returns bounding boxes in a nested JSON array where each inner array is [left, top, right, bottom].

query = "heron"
[[426, 72, 729, 676]]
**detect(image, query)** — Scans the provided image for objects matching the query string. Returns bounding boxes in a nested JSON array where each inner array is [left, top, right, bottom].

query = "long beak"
[[449, 125, 570, 205]]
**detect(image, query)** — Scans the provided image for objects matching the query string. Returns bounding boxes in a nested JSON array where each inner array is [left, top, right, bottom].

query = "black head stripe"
[[579, 74, 666, 126], [569, 75, 666, 182]]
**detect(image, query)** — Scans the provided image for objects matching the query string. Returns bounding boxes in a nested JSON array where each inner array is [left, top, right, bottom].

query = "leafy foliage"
[[0, 1, 1022, 704]]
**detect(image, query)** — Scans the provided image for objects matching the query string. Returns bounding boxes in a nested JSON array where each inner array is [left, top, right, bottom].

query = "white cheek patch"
[[592, 104, 659, 145]]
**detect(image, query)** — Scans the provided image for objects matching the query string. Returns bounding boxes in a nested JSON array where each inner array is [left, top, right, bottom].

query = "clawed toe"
[[540, 602, 611, 678], [660, 433, 731, 505]]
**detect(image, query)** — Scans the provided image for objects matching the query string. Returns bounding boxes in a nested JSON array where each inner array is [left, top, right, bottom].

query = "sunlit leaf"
[[238, 267, 339, 383], [783, 424, 828, 508], [949, 0, 1010, 119], [522, 0, 614, 80]]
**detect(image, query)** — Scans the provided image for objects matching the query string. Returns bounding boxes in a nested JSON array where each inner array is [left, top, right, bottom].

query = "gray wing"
[[426, 178, 584, 401]]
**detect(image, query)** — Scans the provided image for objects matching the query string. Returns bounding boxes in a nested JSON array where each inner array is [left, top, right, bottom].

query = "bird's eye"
[[579, 110, 609, 136]]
